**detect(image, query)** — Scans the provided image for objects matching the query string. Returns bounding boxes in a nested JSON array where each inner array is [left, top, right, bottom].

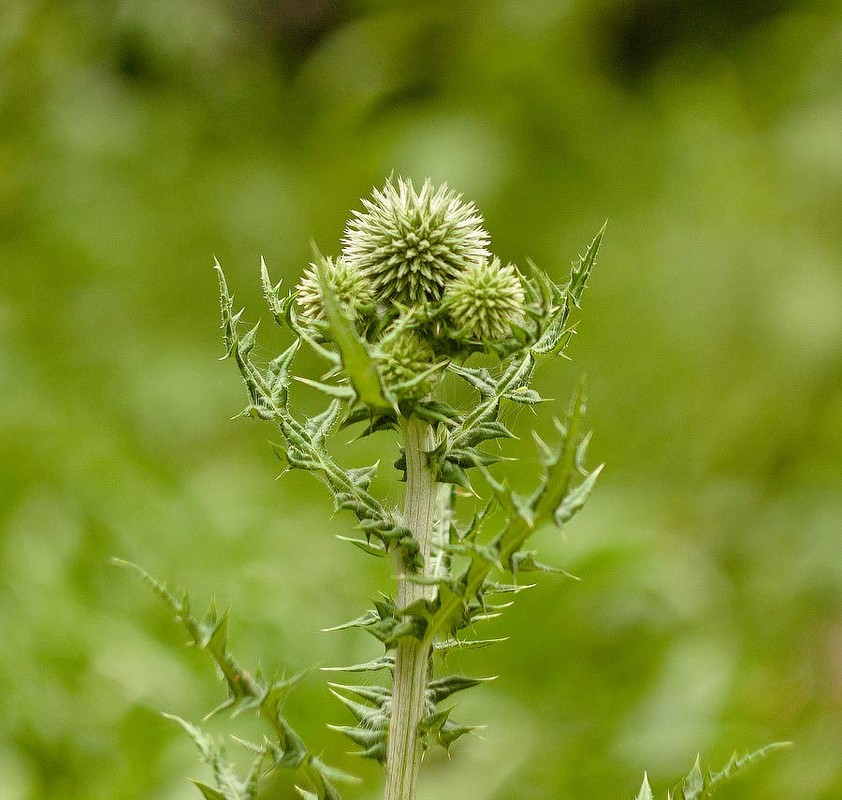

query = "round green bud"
[[443, 256, 526, 340], [374, 328, 438, 398], [342, 177, 491, 306], [296, 255, 374, 323]]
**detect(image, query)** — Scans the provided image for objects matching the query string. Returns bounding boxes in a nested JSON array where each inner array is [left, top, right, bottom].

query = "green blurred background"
[[2, 1, 841, 798]]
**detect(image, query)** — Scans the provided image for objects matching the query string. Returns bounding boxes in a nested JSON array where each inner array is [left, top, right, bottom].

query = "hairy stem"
[[384, 415, 437, 800]]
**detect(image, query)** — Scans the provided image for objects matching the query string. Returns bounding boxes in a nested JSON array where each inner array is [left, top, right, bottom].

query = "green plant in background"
[[119, 177, 786, 800]]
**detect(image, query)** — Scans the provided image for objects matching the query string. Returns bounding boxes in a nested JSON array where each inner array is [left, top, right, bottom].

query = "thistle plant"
[[119, 177, 787, 800]]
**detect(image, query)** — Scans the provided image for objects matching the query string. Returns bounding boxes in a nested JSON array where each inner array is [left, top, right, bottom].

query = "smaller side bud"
[[296, 255, 374, 323], [374, 328, 439, 399], [443, 256, 526, 341]]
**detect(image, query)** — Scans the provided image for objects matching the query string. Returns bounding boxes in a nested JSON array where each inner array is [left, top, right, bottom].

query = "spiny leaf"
[[448, 365, 497, 398], [532, 430, 556, 466], [568, 222, 605, 308], [504, 385, 545, 405], [165, 715, 262, 800], [439, 721, 481, 750], [192, 782, 227, 800], [427, 674, 496, 704], [217, 261, 404, 557], [424, 380, 598, 644], [215, 259, 238, 358], [418, 706, 452, 746], [681, 755, 704, 800], [528, 228, 601, 357], [420, 711, 482, 753], [320, 654, 395, 673], [346, 462, 380, 490], [322, 609, 381, 633], [298, 756, 345, 800], [650, 743, 792, 800], [117, 561, 350, 799], [322, 600, 423, 646], [484, 580, 537, 594], [295, 756, 360, 800], [258, 668, 312, 717], [410, 398, 463, 427], [328, 688, 387, 725], [509, 550, 580, 580], [165, 713, 216, 760], [356, 740, 388, 763], [456, 420, 517, 448], [447, 353, 530, 452], [327, 724, 388, 763], [311, 760, 362, 786], [341, 406, 397, 436], [704, 742, 791, 795], [295, 377, 356, 400], [316, 252, 393, 410], [554, 463, 603, 526], [437, 458, 475, 492], [531, 379, 587, 520], [304, 399, 343, 446], [433, 636, 508, 653], [260, 257, 285, 325], [335, 535, 387, 557], [635, 773, 654, 800], [327, 683, 390, 707]]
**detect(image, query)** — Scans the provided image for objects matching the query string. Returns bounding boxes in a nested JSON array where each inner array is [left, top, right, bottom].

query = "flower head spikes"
[[296, 254, 374, 323], [444, 256, 526, 340], [342, 177, 491, 306]]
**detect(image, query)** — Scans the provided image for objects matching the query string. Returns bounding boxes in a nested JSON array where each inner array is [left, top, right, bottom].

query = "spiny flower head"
[[374, 327, 439, 399], [342, 177, 491, 306], [444, 256, 526, 340], [296, 254, 374, 323]]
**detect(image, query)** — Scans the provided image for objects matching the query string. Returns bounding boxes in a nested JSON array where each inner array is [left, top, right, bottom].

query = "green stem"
[[384, 415, 437, 800]]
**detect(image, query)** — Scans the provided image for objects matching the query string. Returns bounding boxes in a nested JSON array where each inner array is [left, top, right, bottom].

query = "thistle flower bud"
[[374, 328, 438, 398], [296, 255, 374, 323], [443, 257, 526, 340], [342, 177, 491, 306]]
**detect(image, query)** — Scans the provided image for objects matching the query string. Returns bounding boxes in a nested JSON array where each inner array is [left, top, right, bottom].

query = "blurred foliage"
[[1, 1, 840, 799]]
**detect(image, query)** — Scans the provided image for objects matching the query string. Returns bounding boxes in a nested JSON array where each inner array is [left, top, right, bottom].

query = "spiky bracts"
[[444, 257, 525, 339], [342, 177, 491, 306], [296, 255, 374, 323]]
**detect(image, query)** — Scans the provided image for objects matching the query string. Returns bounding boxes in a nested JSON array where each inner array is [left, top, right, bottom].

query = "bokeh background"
[[2, 1, 841, 798]]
